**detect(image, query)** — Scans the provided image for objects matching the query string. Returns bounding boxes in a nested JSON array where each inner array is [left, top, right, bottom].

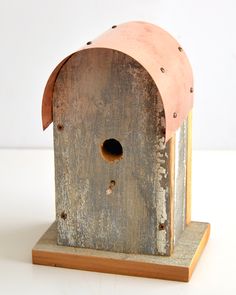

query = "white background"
[[0, 0, 235, 149]]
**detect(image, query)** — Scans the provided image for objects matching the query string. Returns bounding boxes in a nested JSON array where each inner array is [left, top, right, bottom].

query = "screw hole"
[[86, 41, 92, 45], [106, 180, 116, 195], [112, 25, 117, 29], [159, 223, 165, 230], [61, 211, 67, 220], [110, 180, 116, 186], [161, 128, 166, 136], [178, 46, 183, 52], [101, 138, 123, 162], [57, 124, 64, 131], [160, 67, 165, 73]]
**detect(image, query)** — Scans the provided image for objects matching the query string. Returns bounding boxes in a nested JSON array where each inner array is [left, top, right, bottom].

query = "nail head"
[[159, 223, 165, 230], [61, 211, 67, 220], [57, 124, 64, 131], [160, 67, 165, 73]]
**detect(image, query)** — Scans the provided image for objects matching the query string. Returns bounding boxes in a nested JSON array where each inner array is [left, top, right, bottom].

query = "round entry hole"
[[101, 138, 123, 162]]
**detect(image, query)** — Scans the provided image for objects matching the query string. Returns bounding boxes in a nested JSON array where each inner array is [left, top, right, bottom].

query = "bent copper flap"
[[42, 21, 193, 142]]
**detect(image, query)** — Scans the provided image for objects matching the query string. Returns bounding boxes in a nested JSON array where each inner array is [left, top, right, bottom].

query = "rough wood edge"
[[32, 221, 210, 282], [32, 249, 189, 282], [186, 111, 192, 224], [169, 135, 175, 254], [188, 223, 211, 280]]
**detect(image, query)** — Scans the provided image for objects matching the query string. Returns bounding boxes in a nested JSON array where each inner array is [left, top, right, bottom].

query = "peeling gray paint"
[[173, 118, 187, 245]]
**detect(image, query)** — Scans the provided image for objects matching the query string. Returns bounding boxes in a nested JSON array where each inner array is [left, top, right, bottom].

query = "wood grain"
[[173, 118, 188, 245], [189, 223, 211, 280], [168, 135, 175, 254], [32, 221, 210, 282], [53, 48, 172, 256]]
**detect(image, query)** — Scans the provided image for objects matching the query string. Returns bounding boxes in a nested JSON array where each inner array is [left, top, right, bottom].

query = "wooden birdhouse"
[[32, 21, 210, 282]]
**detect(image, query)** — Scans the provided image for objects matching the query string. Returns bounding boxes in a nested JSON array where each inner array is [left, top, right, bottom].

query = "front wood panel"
[[53, 48, 172, 255]]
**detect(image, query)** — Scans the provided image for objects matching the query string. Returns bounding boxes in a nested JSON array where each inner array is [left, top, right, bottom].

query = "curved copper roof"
[[42, 21, 193, 142]]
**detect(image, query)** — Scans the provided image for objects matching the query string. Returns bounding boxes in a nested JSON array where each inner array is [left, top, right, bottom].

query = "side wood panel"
[[173, 119, 188, 244], [186, 112, 192, 224], [168, 135, 175, 254]]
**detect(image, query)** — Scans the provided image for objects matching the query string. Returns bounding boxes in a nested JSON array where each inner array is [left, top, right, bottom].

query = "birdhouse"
[[32, 21, 210, 282]]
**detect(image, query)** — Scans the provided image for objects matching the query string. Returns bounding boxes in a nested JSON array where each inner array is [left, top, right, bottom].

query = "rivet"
[[173, 112, 177, 118], [190, 87, 194, 93], [112, 25, 117, 29], [86, 41, 92, 45], [57, 124, 64, 131], [160, 67, 165, 73], [178, 46, 183, 52], [61, 211, 67, 220]]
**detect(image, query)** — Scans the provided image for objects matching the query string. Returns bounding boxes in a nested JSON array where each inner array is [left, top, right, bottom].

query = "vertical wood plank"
[[186, 111, 192, 224], [173, 119, 188, 245], [169, 135, 175, 254]]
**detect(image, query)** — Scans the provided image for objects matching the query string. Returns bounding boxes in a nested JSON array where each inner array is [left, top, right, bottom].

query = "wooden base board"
[[32, 221, 210, 282]]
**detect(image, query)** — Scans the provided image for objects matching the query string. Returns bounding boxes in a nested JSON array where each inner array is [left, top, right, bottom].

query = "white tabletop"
[[0, 149, 235, 294]]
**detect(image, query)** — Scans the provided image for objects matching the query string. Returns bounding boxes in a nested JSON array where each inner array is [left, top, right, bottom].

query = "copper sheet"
[[42, 21, 193, 141]]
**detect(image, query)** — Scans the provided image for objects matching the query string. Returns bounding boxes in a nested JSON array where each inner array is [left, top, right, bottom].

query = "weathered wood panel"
[[186, 112, 192, 224], [53, 48, 172, 255], [173, 118, 188, 245], [168, 135, 175, 254]]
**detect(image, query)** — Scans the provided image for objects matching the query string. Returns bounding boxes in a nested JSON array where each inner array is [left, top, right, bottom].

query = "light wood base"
[[32, 221, 210, 282]]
